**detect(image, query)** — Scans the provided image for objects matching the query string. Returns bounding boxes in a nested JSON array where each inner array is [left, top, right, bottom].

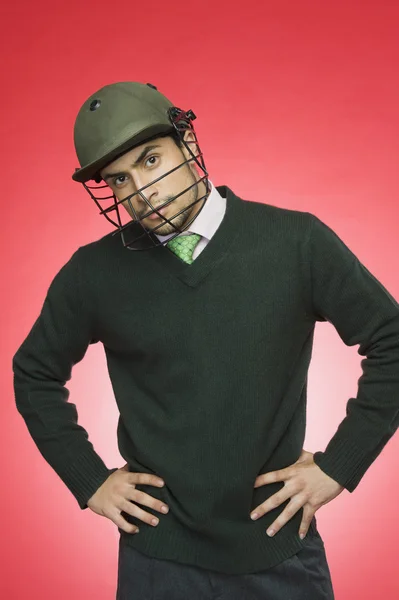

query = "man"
[[12, 81, 399, 599]]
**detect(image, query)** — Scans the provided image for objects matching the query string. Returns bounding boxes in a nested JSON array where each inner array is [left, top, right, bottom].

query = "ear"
[[180, 129, 200, 174]]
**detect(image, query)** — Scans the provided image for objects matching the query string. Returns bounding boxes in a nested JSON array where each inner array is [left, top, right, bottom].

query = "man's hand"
[[251, 450, 344, 539], [87, 464, 169, 533]]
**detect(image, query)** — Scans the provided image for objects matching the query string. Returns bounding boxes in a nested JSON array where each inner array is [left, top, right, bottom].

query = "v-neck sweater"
[[12, 185, 399, 574]]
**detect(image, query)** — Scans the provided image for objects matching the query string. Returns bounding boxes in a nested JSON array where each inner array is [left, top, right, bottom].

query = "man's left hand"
[[251, 450, 345, 539]]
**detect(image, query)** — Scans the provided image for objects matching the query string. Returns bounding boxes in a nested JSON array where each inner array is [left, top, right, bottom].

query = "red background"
[[2, 0, 399, 598]]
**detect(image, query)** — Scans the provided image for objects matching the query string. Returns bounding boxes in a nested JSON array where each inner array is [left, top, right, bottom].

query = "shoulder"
[[75, 228, 122, 263], [240, 195, 316, 240]]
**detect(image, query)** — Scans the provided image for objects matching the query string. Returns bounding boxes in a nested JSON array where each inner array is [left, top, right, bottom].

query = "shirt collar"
[[154, 180, 226, 243]]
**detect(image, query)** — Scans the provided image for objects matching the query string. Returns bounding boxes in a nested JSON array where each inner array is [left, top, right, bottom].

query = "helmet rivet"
[[89, 99, 101, 111]]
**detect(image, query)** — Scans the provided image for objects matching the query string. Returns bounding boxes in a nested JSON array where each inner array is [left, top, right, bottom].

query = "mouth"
[[146, 205, 168, 220]]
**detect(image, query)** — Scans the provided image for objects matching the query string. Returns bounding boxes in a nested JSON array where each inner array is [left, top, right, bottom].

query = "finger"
[[298, 504, 315, 539], [265, 497, 305, 537], [111, 510, 140, 534], [121, 498, 161, 528], [254, 467, 291, 487], [251, 487, 292, 519], [129, 472, 165, 487], [128, 488, 169, 515]]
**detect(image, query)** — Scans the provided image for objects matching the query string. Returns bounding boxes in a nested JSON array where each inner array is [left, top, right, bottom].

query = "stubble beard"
[[151, 175, 200, 236]]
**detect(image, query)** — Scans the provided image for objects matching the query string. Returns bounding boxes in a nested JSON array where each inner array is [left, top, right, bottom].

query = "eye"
[[114, 175, 128, 186], [145, 155, 158, 167]]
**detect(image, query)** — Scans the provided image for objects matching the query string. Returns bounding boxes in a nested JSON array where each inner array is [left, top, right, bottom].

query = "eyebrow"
[[102, 144, 162, 181]]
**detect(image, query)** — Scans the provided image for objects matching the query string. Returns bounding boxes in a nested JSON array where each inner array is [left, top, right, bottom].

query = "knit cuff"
[[56, 446, 119, 509]]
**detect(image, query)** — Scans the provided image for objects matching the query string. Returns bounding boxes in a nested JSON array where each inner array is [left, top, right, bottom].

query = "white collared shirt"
[[154, 180, 227, 260]]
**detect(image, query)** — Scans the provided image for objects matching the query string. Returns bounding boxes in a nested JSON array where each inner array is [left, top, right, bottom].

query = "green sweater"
[[12, 185, 399, 574]]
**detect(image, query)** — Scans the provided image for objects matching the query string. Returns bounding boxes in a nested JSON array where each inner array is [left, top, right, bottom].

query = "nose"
[[134, 180, 159, 215], [121, 170, 156, 201]]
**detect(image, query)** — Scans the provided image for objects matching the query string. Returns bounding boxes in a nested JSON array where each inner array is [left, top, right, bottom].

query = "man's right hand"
[[87, 464, 169, 533]]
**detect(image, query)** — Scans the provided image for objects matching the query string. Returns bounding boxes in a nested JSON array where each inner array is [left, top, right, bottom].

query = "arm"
[[12, 248, 117, 509], [308, 214, 399, 492]]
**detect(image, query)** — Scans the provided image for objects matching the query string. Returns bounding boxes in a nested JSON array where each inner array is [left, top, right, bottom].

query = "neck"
[[186, 177, 210, 223]]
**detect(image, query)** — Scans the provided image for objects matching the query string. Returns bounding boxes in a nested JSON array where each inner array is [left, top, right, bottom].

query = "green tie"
[[166, 233, 202, 264]]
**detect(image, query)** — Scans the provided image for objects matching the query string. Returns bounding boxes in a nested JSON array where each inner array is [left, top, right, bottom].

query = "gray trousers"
[[116, 519, 335, 600]]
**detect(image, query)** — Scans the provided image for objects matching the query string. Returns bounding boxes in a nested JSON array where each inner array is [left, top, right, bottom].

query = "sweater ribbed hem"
[[118, 508, 311, 575]]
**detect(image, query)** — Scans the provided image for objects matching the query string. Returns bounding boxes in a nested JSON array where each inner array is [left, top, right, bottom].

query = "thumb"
[[296, 449, 313, 464]]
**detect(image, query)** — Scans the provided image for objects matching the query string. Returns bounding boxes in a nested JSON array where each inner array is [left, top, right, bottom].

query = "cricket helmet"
[[72, 81, 210, 250]]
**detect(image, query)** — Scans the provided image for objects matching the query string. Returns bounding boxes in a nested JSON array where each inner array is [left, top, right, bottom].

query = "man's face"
[[99, 130, 206, 236]]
